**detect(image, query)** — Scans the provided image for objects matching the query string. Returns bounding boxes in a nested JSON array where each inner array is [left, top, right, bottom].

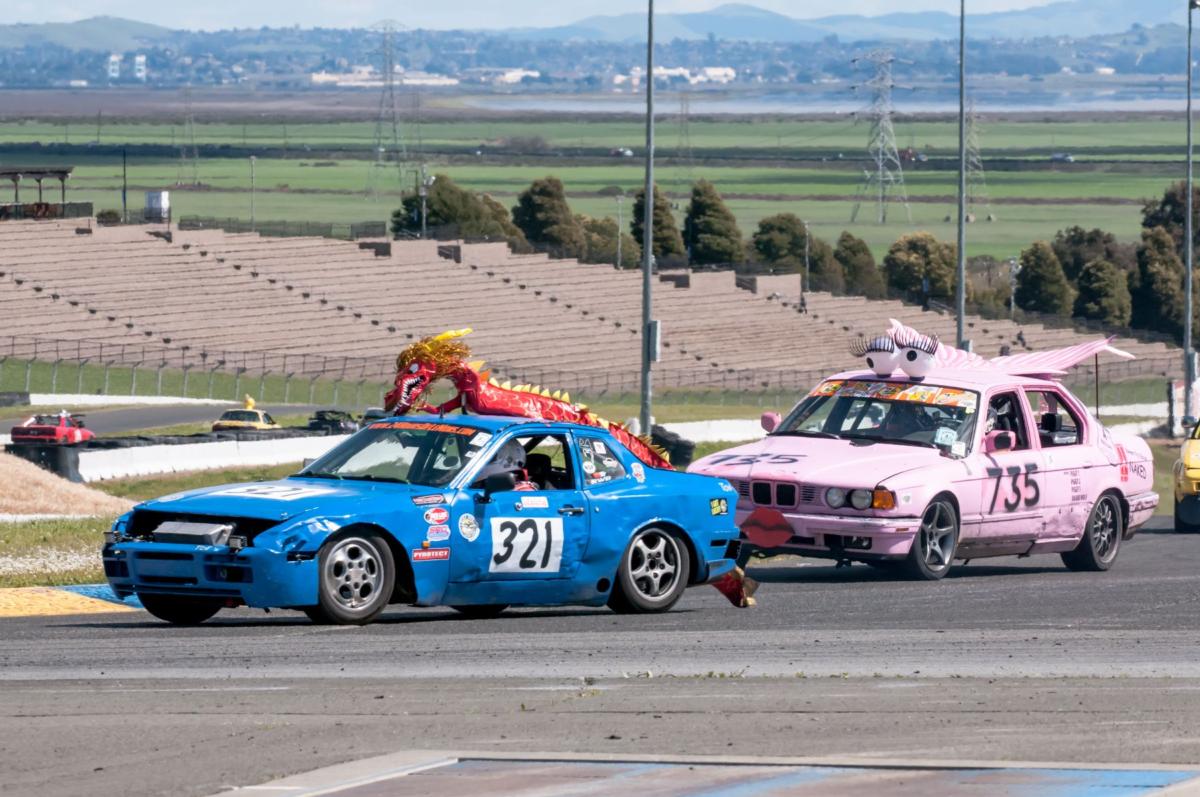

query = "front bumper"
[[737, 509, 920, 559], [103, 540, 318, 608]]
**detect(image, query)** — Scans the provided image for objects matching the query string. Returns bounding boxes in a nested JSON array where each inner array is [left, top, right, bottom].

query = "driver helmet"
[[477, 439, 527, 482]]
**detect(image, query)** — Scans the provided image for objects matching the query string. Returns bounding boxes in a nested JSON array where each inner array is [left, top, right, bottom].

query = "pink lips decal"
[[740, 506, 793, 548]]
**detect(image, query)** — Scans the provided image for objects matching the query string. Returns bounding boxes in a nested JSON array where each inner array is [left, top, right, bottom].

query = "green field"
[[0, 113, 1187, 259]]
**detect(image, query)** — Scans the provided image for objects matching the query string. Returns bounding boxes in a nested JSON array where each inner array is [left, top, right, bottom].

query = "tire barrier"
[[4, 443, 83, 483], [0, 392, 31, 407]]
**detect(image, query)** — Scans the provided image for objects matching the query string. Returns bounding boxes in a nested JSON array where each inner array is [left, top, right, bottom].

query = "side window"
[[1025, 390, 1082, 447], [577, 437, 627, 485], [472, 433, 575, 491], [263, 414, 276, 425], [988, 392, 1031, 450]]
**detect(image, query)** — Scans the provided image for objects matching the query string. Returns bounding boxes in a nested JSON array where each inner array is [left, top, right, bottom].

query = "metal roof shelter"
[[1, 167, 74, 204]]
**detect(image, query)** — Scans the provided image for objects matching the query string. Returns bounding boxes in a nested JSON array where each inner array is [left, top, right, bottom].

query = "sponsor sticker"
[[719, 480, 735, 493], [582, 461, 596, 475], [631, 462, 646, 483], [423, 506, 450, 525], [426, 524, 451, 542], [458, 514, 481, 542], [212, 484, 332, 501], [593, 440, 608, 454], [710, 497, 729, 516], [520, 495, 549, 509], [412, 494, 446, 506], [470, 431, 493, 447], [412, 548, 450, 562], [372, 421, 476, 435]]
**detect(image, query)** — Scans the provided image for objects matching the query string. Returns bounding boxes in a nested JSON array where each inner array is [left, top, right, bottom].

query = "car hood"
[[136, 477, 426, 522], [689, 435, 949, 488]]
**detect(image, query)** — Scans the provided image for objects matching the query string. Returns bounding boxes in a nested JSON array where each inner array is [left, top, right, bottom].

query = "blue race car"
[[103, 415, 741, 625]]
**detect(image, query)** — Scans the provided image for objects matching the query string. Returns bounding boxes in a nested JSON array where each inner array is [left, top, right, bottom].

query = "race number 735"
[[985, 463, 1040, 513], [489, 517, 565, 573]]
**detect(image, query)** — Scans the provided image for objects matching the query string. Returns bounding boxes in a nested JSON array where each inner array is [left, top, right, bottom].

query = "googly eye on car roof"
[[850, 335, 899, 377]]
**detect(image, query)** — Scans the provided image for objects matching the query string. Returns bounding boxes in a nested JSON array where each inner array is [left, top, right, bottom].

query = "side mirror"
[[479, 472, 516, 502], [984, 430, 1014, 454], [761, 412, 781, 433]]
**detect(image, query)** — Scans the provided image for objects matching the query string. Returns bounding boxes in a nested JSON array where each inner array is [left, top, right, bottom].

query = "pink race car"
[[689, 323, 1158, 580]]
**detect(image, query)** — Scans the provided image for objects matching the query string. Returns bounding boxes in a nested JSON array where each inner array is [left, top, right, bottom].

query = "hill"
[[510, 0, 1184, 43], [0, 16, 175, 51]]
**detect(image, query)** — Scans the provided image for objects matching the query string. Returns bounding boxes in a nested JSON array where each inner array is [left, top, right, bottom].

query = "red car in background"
[[10, 412, 95, 445]]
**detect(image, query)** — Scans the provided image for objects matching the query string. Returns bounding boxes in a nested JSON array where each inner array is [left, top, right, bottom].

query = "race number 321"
[[489, 517, 565, 573]]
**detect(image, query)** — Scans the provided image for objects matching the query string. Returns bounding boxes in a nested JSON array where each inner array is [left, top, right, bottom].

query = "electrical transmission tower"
[[177, 87, 200, 186], [675, 89, 695, 194], [965, 99, 993, 222], [849, 50, 911, 225], [366, 21, 408, 198]]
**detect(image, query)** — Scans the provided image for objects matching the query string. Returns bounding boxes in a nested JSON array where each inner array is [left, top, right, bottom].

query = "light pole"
[[419, 169, 436, 239], [249, 155, 256, 231], [639, 0, 656, 437], [1186, 0, 1198, 427], [1008, 256, 1020, 322], [802, 219, 811, 298], [616, 194, 625, 268], [955, 0, 968, 350]]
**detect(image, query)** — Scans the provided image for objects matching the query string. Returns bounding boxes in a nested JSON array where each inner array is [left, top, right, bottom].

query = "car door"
[[975, 389, 1047, 550], [1023, 386, 1095, 543], [450, 430, 591, 585]]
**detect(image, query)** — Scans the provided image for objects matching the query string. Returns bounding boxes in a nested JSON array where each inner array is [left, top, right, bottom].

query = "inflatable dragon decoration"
[[383, 328, 757, 608], [383, 328, 671, 469]]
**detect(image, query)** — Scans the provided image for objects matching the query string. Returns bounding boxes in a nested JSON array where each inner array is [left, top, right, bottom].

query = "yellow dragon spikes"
[[434, 327, 472, 342]]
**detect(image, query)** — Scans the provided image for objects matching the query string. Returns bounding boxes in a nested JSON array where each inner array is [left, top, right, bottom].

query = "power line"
[[177, 87, 200, 187], [965, 99, 993, 222], [366, 21, 408, 198], [849, 50, 911, 225]]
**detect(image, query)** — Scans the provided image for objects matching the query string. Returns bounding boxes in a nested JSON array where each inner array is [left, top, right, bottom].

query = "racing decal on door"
[[985, 464, 1040, 513], [489, 517, 564, 574]]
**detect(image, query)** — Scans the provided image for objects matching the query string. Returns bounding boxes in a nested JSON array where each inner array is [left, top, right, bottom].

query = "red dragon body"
[[382, 329, 755, 608], [383, 328, 672, 469]]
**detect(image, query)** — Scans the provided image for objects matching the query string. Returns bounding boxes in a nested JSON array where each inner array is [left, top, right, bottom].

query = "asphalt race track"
[[0, 404, 326, 435], [4, 520, 1200, 796]]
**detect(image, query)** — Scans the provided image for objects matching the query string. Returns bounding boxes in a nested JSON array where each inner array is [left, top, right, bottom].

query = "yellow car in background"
[[212, 396, 281, 432], [1173, 425, 1200, 532]]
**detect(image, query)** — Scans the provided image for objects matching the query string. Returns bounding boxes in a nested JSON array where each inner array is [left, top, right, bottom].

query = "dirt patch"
[[0, 453, 132, 516]]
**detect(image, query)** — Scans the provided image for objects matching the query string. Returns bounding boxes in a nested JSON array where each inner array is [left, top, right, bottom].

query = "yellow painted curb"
[[0, 587, 137, 618]]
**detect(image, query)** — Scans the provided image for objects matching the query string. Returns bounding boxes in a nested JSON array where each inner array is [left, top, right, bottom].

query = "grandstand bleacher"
[[0, 219, 1181, 397]]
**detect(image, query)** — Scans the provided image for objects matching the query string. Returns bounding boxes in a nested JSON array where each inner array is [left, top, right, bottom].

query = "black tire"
[[1175, 497, 1200, 533], [304, 529, 395, 625], [608, 526, 691, 614], [1062, 494, 1123, 572], [451, 604, 509, 619], [904, 498, 958, 581], [139, 593, 223, 625]]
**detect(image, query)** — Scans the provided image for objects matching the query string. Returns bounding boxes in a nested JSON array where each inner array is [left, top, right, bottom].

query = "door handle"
[[558, 506, 585, 516]]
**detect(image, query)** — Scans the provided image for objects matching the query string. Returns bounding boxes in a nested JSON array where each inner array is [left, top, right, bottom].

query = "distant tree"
[[96, 209, 122, 225], [579, 215, 641, 268], [682, 180, 744, 264], [390, 174, 528, 251], [511, 176, 586, 258], [834, 231, 885, 298], [631, 184, 686, 261], [882, 231, 956, 299], [1073, 258, 1132, 327], [1142, 180, 1200, 258], [1130, 226, 1186, 337], [1015, 241, 1074, 316], [751, 214, 842, 292], [1052, 226, 1133, 281]]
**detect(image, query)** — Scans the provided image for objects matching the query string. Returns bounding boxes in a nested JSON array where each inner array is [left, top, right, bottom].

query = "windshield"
[[777, 379, 981, 453], [219, 410, 261, 422], [299, 420, 494, 487]]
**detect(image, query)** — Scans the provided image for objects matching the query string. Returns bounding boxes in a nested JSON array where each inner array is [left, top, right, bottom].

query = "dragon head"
[[383, 328, 473, 413]]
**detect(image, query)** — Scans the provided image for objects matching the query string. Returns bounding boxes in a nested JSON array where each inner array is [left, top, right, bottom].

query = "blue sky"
[[9, 1, 1053, 31]]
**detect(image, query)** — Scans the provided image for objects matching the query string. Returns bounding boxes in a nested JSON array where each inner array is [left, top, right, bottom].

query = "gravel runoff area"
[[3, 520, 1200, 796], [0, 453, 132, 516]]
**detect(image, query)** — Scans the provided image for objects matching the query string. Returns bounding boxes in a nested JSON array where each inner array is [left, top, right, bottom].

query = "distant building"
[[616, 65, 737, 89], [461, 68, 540, 86], [134, 54, 147, 82], [1094, 66, 1116, 76], [107, 54, 122, 80], [311, 65, 458, 88]]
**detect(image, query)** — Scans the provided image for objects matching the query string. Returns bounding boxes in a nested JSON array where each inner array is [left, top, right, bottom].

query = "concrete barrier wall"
[[77, 435, 350, 482]]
